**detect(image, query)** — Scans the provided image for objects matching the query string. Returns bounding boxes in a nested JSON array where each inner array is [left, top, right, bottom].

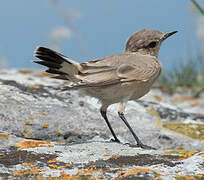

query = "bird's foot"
[[128, 143, 156, 150], [110, 138, 121, 143], [137, 143, 156, 150]]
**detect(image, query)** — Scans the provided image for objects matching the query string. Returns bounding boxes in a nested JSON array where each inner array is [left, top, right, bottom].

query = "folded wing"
[[64, 53, 161, 89]]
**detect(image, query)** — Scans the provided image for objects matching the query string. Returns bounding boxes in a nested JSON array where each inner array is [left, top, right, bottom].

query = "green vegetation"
[[158, 55, 204, 96], [191, 0, 204, 15], [158, 1, 204, 96]]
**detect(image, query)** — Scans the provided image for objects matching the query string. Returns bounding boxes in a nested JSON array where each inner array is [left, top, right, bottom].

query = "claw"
[[111, 138, 121, 143], [127, 143, 156, 150], [138, 143, 156, 150]]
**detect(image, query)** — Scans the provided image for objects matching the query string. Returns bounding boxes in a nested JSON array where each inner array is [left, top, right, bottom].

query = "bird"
[[34, 29, 177, 149]]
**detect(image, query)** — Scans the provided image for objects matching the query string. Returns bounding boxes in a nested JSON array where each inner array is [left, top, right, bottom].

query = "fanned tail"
[[34, 46, 81, 82]]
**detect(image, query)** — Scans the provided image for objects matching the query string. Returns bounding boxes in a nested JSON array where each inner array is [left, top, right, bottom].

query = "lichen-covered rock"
[[0, 69, 203, 179]]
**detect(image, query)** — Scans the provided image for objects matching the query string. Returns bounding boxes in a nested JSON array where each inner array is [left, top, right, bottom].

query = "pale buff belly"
[[81, 80, 153, 105]]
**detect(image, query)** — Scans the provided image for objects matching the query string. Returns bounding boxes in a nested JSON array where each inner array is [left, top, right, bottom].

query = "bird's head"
[[125, 29, 177, 57]]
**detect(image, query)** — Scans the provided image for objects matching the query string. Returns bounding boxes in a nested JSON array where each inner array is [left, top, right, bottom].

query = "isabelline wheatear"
[[34, 29, 177, 149]]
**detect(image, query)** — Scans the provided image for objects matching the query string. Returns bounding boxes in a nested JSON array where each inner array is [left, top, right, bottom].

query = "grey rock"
[[0, 69, 203, 179]]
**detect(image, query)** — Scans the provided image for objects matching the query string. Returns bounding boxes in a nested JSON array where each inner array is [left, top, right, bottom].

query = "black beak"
[[162, 31, 178, 40]]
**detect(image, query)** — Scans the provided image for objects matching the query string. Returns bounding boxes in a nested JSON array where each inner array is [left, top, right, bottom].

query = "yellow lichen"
[[42, 124, 48, 128], [156, 120, 204, 141], [41, 112, 46, 116], [22, 125, 33, 138], [56, 142, 65, 145], [24, 120, 30, 125], [146, 109, 160, 117]]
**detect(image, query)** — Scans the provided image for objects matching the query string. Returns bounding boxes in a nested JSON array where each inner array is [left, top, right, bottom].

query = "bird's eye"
[[148, 41, 157, 48]]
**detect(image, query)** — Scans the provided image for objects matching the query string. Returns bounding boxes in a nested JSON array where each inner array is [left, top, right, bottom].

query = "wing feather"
[[67, 53, 161, 89]]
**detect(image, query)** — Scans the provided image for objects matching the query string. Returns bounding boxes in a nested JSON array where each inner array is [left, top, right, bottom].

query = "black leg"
[[118, 112, 156, 150], [100, 109, 120, 143]]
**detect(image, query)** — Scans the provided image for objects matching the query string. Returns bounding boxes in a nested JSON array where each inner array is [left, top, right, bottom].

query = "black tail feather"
[[34, 46, 70, 64], [34, 46, 79, 81], [45, 68, 67, 75], [51, 75, 69, 80], [33, 60, 61, 69]]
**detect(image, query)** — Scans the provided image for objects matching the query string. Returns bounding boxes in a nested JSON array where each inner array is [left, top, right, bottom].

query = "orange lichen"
[[29, 116, 34, 120], [111, 155, 120, 158], [56, 172, 80, 180], [42, 124, 48, 128], [23, 163, 37, 169], [36, 72, 51, 77], [173, 97, 200, 106], [0, 133, 8, 140], [9, 169, 40, 176], [48, 158, 60, 163], [154, 95, 162, 101], [47, 159, 73, 169], [19, 69, 32, 74], [65, 163, 72, 167], [178, 145, 184, 150], [56, 131, 61, 136], [103, 155, 110, 157], [48, 164, 65, 169], [78, 169, 103, 176], [25, 83, 41, 89], [15, 140, 51, 150], [116, 168, 160, 179], [198, 152, 204, 159], [0, 84, 8, 87], [88, 165, 96, 168]]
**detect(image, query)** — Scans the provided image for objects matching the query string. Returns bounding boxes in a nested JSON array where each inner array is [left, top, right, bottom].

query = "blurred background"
[[0, 0, 203, 91]]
